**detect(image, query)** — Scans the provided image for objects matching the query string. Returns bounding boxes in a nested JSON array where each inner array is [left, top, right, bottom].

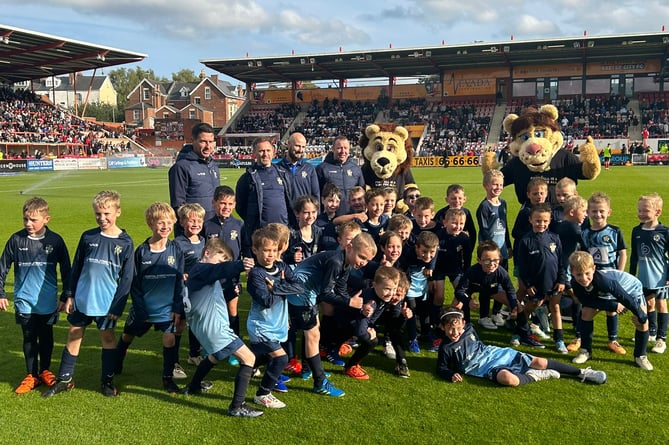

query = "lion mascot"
[[359, 123, 416, 203], [481, 104, 601, 203]]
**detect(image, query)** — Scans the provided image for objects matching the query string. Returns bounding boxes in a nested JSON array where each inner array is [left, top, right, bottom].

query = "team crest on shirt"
[[114, 245, 123, 255], [167, 255, 175, 266], [347, 169, 352, 176], [602, 235, 612, 243], [230, 230, 238, 240], [654, 234, 661, 242], [549, 242, 556, 253], [301, 171, 307, 178], [277, 177, 283, 185], [44, 244, 53, 255]]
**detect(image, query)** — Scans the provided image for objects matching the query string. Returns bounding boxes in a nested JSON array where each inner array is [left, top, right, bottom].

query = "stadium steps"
[[488, 101, 508, 144], [627, 99, 642, 141]]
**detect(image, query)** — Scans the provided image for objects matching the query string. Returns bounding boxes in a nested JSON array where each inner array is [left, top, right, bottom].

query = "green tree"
[[73, 102, 118, 122], [171, 69, 200, 83]]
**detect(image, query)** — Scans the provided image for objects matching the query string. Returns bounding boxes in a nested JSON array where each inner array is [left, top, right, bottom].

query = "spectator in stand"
[[316, 136, 364, 216], [168, 123, 220, 228]]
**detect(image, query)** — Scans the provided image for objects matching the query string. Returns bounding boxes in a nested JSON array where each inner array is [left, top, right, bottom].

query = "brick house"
[[124, 73, 244, 129]]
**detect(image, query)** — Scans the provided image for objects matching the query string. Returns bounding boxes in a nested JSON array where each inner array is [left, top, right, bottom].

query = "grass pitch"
[[0, 165, 668, 444]]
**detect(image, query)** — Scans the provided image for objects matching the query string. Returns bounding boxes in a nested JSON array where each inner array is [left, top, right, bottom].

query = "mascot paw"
[[577, 135, 601, 179], [481, 151, 500, 173]]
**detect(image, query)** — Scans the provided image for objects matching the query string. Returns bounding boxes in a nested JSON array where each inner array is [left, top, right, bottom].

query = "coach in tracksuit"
[[168, 123, 220, 224], [316, 136, 364, 216], [277, 132, 320, 226], [235, 137, 292, 256]]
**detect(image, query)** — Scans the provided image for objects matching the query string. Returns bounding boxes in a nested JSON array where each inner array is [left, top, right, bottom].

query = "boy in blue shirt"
[[569, 251, 652, 370], [516, 203, 567, 352], [476, 169, 511, 327], [247, 228, 303, 408], [173, 203, 207, 368], [436, 306, 607, 386], [580, 191, 628, 355], [288, 232, 377, 396], [630, 193, 669, 354], [204, 185, 245, 366], [0, 197, 71, 394], [180, 238, 262, 417], [114, 202, 185, 393], [43, 191, 134, 398]]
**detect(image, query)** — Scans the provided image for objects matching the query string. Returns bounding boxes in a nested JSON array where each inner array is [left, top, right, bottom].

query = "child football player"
[[436, 306, 607, 386], [569, 251, 653, 370], [180, 238, 262, 417], [114, 202, 185, 393], [434, 184, 477, 245], [43, 191, 134, 398], [0, 197, 71, 394]]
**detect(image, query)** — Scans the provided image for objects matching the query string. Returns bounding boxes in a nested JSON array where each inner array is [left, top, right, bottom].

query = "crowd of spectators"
[[639, 92, 669, 137], [1, 86, 131, 158], [231, 104, 299, 137], [294, 98, 379, 149]]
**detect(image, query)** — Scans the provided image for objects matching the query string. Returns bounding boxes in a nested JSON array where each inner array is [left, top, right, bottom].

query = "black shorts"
[[288, 304, 319, 331], [67, 310, 117, 330], [15, 311, 58, 327]]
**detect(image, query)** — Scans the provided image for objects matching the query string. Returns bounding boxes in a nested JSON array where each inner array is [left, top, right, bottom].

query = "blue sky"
[[4, 0, 669, 83]]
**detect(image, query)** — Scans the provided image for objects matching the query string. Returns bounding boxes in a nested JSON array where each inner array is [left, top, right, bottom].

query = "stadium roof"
[[0, 24, 147, 84], [202, 32, 669, 84]]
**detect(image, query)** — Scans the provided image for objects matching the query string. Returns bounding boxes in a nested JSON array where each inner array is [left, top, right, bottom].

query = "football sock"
[[259, 354, 288, 395], [647, 310, 657, 336], [546, 359, 580, 376], [188, 328, 201, 357], [656, 312, 668, 339], [229, 315, 240, 336], [101, 348, 117, 382], [38, 323, 54, 371], [581, 319, 594, 352], [634, 329, 650, 357], [516, 373, 533, 386], [230, 364, 253, 410], [306, 354, 326, 387], [163, 345, 178, 377], [58, 348, 78, 381], [189, 356, 214, 389], [553, 328, 564, 343], [606, 314, 619, 341]]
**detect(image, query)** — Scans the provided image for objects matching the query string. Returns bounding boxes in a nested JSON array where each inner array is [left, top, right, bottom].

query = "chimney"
[[211, 74, 218, 85]]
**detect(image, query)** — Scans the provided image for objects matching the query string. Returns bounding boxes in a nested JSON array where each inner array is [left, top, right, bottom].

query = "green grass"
[[1, 165, 669, 444]]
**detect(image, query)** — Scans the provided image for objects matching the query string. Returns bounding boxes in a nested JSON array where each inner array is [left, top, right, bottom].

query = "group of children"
[[0, 167, 666, 415]]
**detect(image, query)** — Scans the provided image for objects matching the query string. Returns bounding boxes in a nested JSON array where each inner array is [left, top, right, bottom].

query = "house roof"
[[32, 74, 108, 91], [201, 32, 669, 84], [0, 23, 146, 84]]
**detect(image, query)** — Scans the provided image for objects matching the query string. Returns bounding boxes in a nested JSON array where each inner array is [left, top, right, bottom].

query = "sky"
[[4, 0, 669, 84]]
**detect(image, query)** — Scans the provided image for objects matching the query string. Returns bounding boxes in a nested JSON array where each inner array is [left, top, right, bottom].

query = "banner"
[[52, 158, 78, 171], [411, 156, 480, 167], [146, 157, 174, 168], [27, 159, 54, 171], [77, 158, 105, 170], [107, 157, 146, 169], [0, 159, 27, 172]]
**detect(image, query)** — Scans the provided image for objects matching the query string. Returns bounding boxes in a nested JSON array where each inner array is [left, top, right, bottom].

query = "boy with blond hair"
[[44, 191, 134, 398], [114, 202, 185, 393], [0, 197, 71, 394], [174, 203, 207, 367], [630, 193, 669, 354], [580, 192, 628, 356], [569, 251, 652, 370]]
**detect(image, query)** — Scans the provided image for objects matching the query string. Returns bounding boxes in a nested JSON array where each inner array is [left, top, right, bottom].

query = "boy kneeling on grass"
[[436, 306, 607, 386]]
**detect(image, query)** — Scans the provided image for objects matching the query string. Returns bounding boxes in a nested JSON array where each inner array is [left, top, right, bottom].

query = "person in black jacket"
[[316, 136, 364, 216]]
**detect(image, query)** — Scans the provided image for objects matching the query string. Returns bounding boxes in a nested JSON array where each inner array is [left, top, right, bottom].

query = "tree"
[[72, 102, 118, 123], [108, 66, 167, 120], [171, 69, 200, 83]]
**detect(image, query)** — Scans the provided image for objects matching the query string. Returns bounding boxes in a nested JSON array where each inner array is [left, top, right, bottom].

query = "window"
[[205, 87, 211, 100], [133, 110, 140, 121], [189, 110, 196, 119], [143, 88, 150, 100], [194, 97, 201, 105], [163, 113, 169, 119]]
